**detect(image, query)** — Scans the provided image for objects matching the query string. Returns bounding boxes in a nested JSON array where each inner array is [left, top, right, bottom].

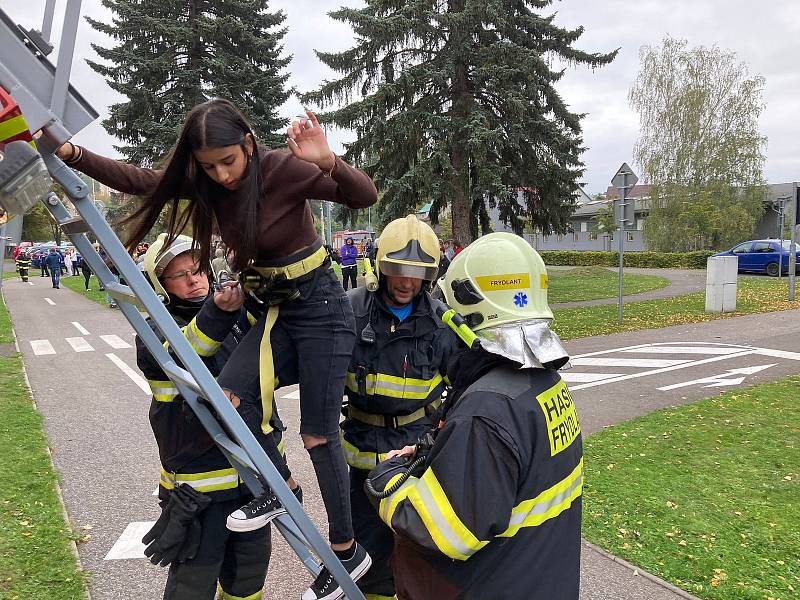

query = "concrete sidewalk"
[[551, 267, 707, 309]]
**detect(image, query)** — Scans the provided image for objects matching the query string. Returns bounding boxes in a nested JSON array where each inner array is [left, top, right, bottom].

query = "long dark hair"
[[120, 99, 262, 272]]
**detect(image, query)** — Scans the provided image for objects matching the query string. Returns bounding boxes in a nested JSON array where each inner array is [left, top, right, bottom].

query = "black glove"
[[142, 484, 211, 567]]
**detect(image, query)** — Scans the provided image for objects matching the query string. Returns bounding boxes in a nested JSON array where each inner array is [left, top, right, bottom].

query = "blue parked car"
[[713, 239, 800, 276]]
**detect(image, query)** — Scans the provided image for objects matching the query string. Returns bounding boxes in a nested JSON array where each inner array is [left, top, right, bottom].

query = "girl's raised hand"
[[287, 110, 336, 172]]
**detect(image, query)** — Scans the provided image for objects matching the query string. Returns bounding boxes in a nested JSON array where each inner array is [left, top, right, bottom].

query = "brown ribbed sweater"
[[72, 147, 378, 261]]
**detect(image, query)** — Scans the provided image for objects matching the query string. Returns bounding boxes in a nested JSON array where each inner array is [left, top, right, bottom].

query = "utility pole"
[[611, 163, 638, 323], [789, 183, 798, 301], [0, 222, 7, 289], [774, 196, 790, 279]]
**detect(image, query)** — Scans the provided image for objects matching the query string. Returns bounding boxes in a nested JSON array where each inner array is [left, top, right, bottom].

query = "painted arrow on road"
[[657, 364, 777, 391]]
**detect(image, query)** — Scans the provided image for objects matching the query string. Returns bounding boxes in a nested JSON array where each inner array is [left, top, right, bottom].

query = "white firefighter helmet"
[[143, 233, 196, 303], [375, 214, 440, 282], [440, 232, 553, 330]]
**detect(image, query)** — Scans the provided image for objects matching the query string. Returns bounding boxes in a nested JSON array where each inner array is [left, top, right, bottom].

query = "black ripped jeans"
[[217, 267, 356, 543]]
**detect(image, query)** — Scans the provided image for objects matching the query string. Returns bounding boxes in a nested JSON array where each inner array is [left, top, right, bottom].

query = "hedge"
[[539, 250, 715, 269]]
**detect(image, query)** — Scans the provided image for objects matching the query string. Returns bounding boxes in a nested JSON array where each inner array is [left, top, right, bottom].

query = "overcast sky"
[[4, 0, 798, 194]]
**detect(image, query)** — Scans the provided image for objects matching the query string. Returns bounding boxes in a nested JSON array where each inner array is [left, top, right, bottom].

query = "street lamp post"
[[774, 196, 791, 279]]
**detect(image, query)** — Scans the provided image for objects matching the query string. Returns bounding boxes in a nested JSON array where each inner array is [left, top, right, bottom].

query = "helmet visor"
[[379, 261, 439, 282]]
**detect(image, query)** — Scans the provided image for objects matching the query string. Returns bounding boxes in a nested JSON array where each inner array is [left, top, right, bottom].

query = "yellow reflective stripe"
[[342, 436, 389, 471], [186, 318, 220, 356], [147, 379, 178, 403], [378, 473, 414, 526], [499, 459, 584, 537], [407, 469, 489, 560], [218, 584, 263, 600], [159, 467, 240, 493], [345, 372, 443, 400], [365, 595, 397, 600], [277, 437, 285, 457], [0, 115, 29, 140], [246, 311, 257, 326]]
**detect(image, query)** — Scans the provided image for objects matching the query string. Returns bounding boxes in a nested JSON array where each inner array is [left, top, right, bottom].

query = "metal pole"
[[41, 0, 57, 42], [778, 199, 784, 278], [319, 202, 325, 244], [789, 182, 797, 301], [0, 222, 7, 290], [51, 0, 83, 117], [618, 173, 626, 323], [326, 201, 333, 245]]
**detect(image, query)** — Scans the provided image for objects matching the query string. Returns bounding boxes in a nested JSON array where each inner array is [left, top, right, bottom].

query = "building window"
[[573, 232, 579, 242], [580, 221, 588, 232], [636, 219, 644, 231], [627, 231, 634, 242], [589, 231, 597, 240]]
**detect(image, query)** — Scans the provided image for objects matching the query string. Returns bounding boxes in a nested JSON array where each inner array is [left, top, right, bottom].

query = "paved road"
[[551, 267, 707, 309], [6, 274, 800, 599]]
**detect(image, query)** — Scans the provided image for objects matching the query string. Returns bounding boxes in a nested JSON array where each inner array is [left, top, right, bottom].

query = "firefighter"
[[342, 215, 458, 600], [366, 232, 581, 600], [137, 233, 293, 600], [16, 250, 31, 282]]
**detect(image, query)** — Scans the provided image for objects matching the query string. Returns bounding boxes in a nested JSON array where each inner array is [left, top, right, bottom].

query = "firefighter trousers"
[[163, 496, 270, 600]]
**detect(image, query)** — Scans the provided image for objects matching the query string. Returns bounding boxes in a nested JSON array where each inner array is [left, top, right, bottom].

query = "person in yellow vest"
[[136, 233, 291, 599], [16, 250, 31, 282], [342, 215, 458, 600], [366, 232, 582, 600]]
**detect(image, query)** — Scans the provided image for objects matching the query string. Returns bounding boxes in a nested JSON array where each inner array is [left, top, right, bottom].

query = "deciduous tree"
[[630, 37, 766, 251]]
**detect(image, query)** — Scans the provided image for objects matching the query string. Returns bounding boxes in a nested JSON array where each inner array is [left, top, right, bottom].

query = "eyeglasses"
[[162, 268, 202, 281]]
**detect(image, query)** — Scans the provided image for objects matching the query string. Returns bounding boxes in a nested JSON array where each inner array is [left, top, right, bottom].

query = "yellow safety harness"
[[245, 245, 329, 434]]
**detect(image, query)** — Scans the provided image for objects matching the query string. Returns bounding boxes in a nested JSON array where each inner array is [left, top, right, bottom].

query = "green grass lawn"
[[552, 275, 800, 341], [547, 266, 669, 303], [582, 377, 800, 599], [0, 295, 87, 598], [59, 273, 112, 306]]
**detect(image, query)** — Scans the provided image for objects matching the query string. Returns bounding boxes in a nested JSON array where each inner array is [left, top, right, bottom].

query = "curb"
[[583, 540, 701, 600], [3, 289, 92, 600]]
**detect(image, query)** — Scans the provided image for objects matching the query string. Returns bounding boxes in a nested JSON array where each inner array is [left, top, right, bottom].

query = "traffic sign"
[[611, 162, 638, 190]]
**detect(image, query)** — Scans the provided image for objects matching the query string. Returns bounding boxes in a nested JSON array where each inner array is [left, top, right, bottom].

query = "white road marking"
[[30, 339, 56, 356], [657, 364, 777, 391], [65, 337, 94, 352], [104, 521, 155, 560], [44, 297, 55, 305], [560, 372, 625, 383], [280, 389, 301, 400], [753, 348, 800, 361], [570, 350, 756, 391], [106, 353, 150, 394], [71, 322, 90, 335], [100, 334, 132, 349], [620, 346, 744, 355], [28, 281, 34, 286], [571, 357, 690, 368]]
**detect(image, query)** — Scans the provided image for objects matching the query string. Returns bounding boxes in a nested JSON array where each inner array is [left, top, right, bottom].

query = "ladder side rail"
[[42, 154, 365, 599]]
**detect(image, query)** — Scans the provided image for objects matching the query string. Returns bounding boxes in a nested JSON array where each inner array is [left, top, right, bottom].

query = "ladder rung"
[[161, 362, 203, 396], [104, 282, 144, 309], [213, 433, 258, 473], [59, 216, 89, 234]]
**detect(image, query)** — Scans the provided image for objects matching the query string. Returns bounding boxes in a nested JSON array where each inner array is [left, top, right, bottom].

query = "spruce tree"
[[302, 0, 615, 243], [87, 0, 292, 165]]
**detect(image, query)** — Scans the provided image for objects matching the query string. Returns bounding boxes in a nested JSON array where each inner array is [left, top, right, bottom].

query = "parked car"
[[713, 239, 800, 276]]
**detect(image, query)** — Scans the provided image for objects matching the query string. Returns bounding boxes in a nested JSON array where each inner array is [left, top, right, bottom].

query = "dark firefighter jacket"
[[16, 255, 31, 270], [341, 286, 458, 472], [136, 295, 283, 503], [366, 352, 583, 600]]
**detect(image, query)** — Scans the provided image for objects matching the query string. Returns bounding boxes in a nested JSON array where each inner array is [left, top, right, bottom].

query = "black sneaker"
[[226, 485, 302, 532], [301, 542, 372, 600]]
